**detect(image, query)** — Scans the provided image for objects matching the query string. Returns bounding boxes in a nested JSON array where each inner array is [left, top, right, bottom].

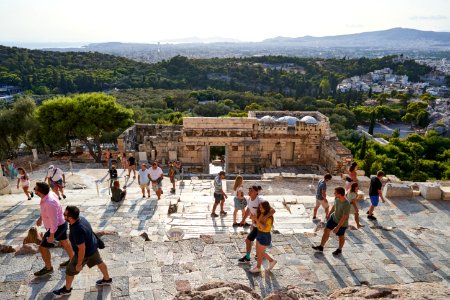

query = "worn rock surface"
[[0, 167, 449, 299]]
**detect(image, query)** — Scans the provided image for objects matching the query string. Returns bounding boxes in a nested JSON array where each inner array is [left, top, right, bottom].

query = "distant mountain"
[[36, 28, 450, 63], [158, 36, 241, 44], [263, 28, 450, 48]]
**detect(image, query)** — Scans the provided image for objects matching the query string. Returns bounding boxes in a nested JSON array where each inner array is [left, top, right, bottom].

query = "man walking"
[[138, 163, 150, 198], [45, 165, 66, 200], [313, 174, 332, 220], [53, 205, 112, 298], [148, 161, 163, 200], [211, 171, 227, 217], [33, 182, 73, 277], [312, 187, 351, 255], [368, 170, 386, 220]]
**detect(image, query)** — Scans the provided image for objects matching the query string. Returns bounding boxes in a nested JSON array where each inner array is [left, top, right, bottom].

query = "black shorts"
[[247, 227, 258, 242], [213, 192, 224, 204], [326, 217, 347, 236], [40, 222, 68, 248]]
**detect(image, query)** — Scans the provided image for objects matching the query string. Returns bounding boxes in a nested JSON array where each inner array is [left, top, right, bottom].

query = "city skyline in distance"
[[1, 0, 449, 45]]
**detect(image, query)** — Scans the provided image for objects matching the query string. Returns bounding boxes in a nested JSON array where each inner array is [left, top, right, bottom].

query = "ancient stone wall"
[[118, 112, 352, 174]]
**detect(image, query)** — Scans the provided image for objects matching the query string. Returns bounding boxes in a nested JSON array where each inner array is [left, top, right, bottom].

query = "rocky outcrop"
[[174, 282, 450, 300], [173, 282, 262, 300], [0, 175, 11, 195], [329, 282, 450, 299]]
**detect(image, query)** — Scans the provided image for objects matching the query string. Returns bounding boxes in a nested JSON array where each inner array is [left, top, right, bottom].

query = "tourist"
[[45, 165, 66, 200], [111, 180, 126, 202], [138, 163, 150, 198], [313, 174, 332, 220], [105, 148, 112, 170], [238, 186, 275, 264], [367, 170, 386, 221], [211, 171, 227, 217], [126, 153, 136, 178], [116, 152, 122, 169], [249, 201, 277, 273], [16, 167, 34, 200], [122, 152, 127, 169], [312, 187, 351, 255], [347, 182, 363, 228], [148, 161, 163, 200], [168, 161, 177, 193], [6, 159, 18, 179], [33, 182, 73, 277], [345, 162, 358, 192], [108, 165, 118, 190], [52, 206, 112, 298], [232, 175, 247, 227]]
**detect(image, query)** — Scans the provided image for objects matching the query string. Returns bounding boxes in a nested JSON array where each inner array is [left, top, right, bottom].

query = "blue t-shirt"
[[214, 176, 223, 194], [316, 179, 327, 200], [69, 216, 98, 257]]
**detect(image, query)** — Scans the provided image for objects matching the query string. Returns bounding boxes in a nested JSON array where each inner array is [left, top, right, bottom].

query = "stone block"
[[383, 183, 413, 198], [441, 186, 450, 201], [357, 176, 371, 189], [418, 183, 441, 200]]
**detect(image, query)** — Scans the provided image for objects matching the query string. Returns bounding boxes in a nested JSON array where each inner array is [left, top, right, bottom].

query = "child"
[[17, 167, 33, 200], [232, 175, 247, 227]]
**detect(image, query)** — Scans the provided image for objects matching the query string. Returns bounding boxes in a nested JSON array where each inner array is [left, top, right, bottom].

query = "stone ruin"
[[0, 170, 11, 195], [117, 111, 353, 174]]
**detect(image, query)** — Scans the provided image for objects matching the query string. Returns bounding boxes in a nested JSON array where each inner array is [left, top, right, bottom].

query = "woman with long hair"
[[232, 175, 247, 227], [16, 167, 33, 200], [111, 180, 126, 202], [249, 201, 277, 273], [347, 182, 363, 228], [345, 162, 358, 191]]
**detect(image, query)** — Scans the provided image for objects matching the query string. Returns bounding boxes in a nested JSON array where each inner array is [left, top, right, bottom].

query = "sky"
[[1, 0, 449, 45]]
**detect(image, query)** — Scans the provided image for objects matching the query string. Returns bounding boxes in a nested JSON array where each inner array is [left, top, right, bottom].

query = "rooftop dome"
[[277, 116, 300, 126], [260, 115, 276, 122], [300, 116, 318, 124]]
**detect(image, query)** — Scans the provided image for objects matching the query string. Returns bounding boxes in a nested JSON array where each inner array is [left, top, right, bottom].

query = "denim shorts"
[[256, 231, 272, 246], [233, 197, 247, 210], [370, 195, 380, 207]]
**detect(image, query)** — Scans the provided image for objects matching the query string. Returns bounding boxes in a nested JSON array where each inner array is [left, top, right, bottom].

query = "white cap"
[[48, 165, 54, 169]]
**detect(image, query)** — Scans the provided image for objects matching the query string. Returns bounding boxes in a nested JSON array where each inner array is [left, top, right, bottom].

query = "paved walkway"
[[0, 168, 449, 299]]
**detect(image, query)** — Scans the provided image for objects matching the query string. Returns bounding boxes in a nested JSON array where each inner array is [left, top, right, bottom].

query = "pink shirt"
[[40, 192, 65, 233]]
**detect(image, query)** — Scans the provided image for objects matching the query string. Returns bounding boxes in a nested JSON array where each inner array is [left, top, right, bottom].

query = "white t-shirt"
[[148, 167, 163, 181], [138, 168, 150, 184], [247, 195, 264, 216], [47, 168, 64, 181]]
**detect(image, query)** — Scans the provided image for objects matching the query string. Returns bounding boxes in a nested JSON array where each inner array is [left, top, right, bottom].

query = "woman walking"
[[345, 162, 358, 192], [232, 175, 247, 227], [249, 201, 277, 273], [347, 182, 363, 228], [16, 167, 33, 200]]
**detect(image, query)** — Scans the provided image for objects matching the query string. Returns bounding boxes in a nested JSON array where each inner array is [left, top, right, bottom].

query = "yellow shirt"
[[257, 216, 273, 233]]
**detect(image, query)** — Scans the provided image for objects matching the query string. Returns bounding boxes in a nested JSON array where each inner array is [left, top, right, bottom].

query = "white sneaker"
[[249, 266, 261, 273], [268, 260, 277, 271]]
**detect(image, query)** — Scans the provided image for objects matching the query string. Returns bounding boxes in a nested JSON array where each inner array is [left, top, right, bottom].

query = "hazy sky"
[[1, 0, 449, 44]]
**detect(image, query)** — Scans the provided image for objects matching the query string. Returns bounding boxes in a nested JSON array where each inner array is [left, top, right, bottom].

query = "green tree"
[[38, 93, 134, 162]]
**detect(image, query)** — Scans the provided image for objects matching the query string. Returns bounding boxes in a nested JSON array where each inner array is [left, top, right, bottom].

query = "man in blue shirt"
[[211, 171, 228, 217], [313, 174, 332, 220], [53, 206, 112, 298]]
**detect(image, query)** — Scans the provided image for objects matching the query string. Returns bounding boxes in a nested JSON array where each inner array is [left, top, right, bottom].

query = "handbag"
[[94, 233, 105, 249]]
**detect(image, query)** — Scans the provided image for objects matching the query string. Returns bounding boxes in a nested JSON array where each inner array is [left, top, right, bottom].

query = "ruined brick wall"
[[119, 111, 353, 173]]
